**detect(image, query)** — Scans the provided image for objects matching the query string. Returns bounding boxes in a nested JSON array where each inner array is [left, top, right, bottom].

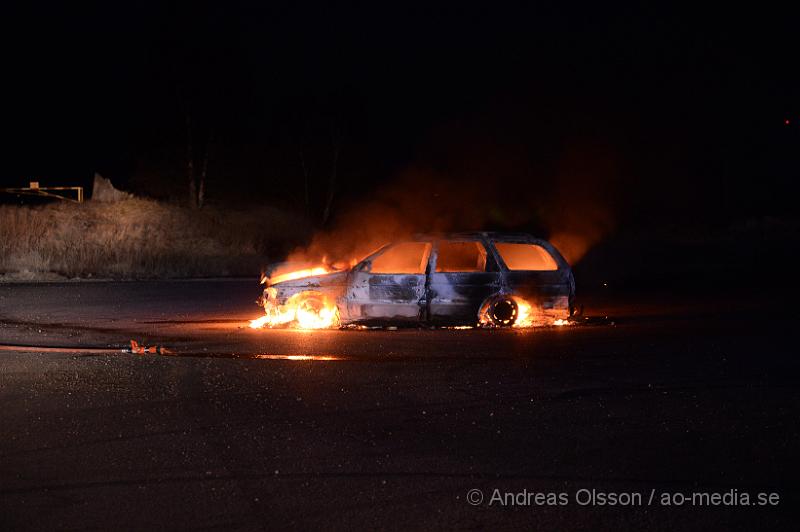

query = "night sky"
[[2, 2, 797, 228]]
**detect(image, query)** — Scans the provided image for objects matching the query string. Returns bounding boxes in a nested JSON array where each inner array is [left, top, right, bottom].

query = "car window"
[[435, 241, 487, 272], [369, 242, 431, 274], [494, 242, 558, 271]]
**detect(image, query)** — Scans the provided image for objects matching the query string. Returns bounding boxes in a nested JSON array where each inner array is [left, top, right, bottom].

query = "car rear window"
[[435, 241, 487, 272], [493, 242, 558, 271], [370, 242, 431, 274]]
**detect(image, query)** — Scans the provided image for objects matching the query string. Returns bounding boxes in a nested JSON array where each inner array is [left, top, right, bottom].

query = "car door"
[[343, 241, 432, 322], [491, 239, 573, 313], [428, 239, 501, 323]]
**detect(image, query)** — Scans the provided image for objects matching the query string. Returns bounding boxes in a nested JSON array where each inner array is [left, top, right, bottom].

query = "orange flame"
[[513, 297, 570, 327], [250, 289, 339, 329], [267, 266, 333, 286], [479, 295, 571, 328]]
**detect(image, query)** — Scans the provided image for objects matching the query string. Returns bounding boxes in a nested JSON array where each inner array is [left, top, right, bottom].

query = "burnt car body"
[[262, 232, 575, 327]]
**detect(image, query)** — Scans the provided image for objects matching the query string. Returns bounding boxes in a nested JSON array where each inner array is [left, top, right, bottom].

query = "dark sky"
[[2, 2, 797, 226]]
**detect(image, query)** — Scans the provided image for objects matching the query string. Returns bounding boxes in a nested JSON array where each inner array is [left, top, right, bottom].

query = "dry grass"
[[0, 199, 309, 279]]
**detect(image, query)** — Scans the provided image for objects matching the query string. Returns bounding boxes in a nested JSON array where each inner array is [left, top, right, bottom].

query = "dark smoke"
[[282, 135, 621, 268]]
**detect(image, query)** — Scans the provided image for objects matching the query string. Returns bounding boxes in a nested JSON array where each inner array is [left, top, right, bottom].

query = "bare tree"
[[321, 122, 344, 226], [197, 131, 212, 209], [321, 143, 339, 225], [298, 148, 311, 216], [291, 102, 347, 226], [184, 110, 212, 209], [186, 114, 196, 208]]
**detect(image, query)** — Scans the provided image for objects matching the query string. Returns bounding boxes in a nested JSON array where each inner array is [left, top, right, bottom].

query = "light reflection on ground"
[[254, 354, 345, 361]]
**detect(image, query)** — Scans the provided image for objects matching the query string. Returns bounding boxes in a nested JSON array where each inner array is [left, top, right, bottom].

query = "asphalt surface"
[[0, 280, 798, 530]]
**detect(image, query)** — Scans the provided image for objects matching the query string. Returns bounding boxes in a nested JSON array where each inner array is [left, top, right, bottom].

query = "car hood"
[[270, 269, 349, 288]]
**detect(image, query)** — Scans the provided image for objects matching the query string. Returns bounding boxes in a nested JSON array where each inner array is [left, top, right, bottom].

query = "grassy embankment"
[[0, 199, 308, 280]]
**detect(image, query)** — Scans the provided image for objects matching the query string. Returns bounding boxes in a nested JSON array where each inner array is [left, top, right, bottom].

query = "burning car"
[[251, 232, 575, 329]]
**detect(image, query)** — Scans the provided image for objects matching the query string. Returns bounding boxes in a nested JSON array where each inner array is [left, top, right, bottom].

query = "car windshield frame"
[[359, 240, 433, 274]]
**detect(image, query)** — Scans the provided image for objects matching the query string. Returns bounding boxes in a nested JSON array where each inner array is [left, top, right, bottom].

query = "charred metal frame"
[[263, 232, 575, 326]]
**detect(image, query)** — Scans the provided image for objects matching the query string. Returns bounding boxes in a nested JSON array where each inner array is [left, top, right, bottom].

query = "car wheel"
[[482, 295, 518, 327], [292, 291, 339, 328]]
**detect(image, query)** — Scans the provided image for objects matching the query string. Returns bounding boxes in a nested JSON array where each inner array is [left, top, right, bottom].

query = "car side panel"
[[504, 270, 573, 317], [339, 271, 426, 323], [428, 272, 501, 323]]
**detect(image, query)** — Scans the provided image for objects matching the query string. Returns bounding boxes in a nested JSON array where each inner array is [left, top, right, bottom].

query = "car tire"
[[482, 295, 518, 327]]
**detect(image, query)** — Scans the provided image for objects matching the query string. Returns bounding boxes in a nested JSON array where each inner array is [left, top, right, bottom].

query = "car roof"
[[360, 232, 570, 271], [410, 231, 546, 242]]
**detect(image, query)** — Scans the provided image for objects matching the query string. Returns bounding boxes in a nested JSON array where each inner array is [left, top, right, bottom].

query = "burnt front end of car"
[[252, 270, 348, 329]]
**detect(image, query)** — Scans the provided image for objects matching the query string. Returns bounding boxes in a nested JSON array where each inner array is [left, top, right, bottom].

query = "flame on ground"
[[514, 296, 571, 327], [479, 295, 571, 328], [250, 290, 339, 329]]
